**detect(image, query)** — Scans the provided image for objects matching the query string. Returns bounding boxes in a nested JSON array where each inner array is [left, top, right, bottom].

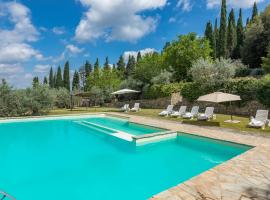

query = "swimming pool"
[[0, 115, 251, 200]]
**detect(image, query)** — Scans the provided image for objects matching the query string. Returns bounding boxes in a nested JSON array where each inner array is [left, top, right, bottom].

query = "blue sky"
[[0, 0, 268, 88]]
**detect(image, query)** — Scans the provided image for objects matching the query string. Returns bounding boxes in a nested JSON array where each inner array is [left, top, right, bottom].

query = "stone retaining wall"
[[106, 96, 268, 117]]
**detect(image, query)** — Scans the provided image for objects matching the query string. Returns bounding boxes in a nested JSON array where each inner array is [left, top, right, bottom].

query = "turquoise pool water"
[[0, 116, 251, 200]]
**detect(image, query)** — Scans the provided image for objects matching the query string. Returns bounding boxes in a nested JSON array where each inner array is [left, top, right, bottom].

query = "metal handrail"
[[0, 191, 16, 200]]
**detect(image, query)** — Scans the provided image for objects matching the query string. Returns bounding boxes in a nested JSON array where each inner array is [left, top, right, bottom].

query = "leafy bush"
[[143, 83, 184, 99], [257, 75, 270, 107], [224, 77, 259, 105], [189, 58, 236, 92], [52, 88, 70, 108], [0, 80, 54, 117], [180, 82, 205, 102], [151, 70, 172, 85]]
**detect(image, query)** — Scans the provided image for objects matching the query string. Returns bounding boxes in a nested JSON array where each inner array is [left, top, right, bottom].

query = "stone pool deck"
[[110, 113, 270, 200]]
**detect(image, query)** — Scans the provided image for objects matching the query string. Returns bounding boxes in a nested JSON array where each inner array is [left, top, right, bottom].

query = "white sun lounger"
[[159, 105, 174, 117], [182, 106, 199, 119], [171, 106, 187, 117], [249, 110, 269, 129], [130, 103, 140, 112], [120, 104, 130, 112], [198, 107, 215, 121]]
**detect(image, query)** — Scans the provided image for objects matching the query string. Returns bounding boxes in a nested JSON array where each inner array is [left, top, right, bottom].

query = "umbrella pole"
[[230, 101, 233, 121]]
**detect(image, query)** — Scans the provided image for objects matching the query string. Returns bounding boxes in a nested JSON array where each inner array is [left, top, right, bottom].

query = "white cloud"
[[123, 48, 156, 62], [66, 44, 84, 54], [75, 0, 167, 42], [0, 1, 43, 87], [177, 0, 192, 12], [52, 26, 66, 35], [34, 64, 51, 73], [207, 0, 264, 9], [53, 44, 84, 63], [0, 64, 24, 75], [0, 43, 42, 63]]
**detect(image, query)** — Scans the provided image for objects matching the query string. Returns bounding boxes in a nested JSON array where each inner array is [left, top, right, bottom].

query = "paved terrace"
[[109, 113, 270, 200]]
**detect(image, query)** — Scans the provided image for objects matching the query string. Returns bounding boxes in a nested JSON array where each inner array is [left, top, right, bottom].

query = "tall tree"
[[246, 17, 250, 26], [252, 2, 258, 21], [49, 67, 54, 88], [55, 66, 63, 89], [63, 61, 70, 91], [234, 8, 244, 59], [116, 55, 125, 72], [85, 60, 92, 78], [218, 0, 227, 58], [32, 77, 39, 88], [43, 77, 48, 85], [204, 21, 215, 58], [94, 58, 100, 79], [72, 70, 80, 90], [227, 8, 237, 57], [137, 51, 142, 62], [104, 56, 110, 71], [125, 56, 136, 78], [213, 18, 219, 59], [163, 33, 212, 81], [163, 42, 171, 52]]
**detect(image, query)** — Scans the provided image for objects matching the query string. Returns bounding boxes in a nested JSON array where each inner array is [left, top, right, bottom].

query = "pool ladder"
[[0, 191, 16, 200]]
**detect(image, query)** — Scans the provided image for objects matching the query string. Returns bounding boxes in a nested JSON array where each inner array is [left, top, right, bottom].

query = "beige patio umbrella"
[[111, 89, 140, 104], [197, 92, 241, 123], [111, 89, 140, 95]]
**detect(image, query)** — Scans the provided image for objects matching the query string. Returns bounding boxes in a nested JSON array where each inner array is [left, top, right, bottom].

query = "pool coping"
[[108, 112, 270, 200], [1, 113, 270, 199]]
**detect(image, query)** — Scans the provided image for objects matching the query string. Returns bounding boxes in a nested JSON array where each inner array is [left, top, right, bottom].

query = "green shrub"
[[181, 82, 205, 102], [257, 75, 270, 107], [143, 83, 184, 99], [224, 77, 259, 105]]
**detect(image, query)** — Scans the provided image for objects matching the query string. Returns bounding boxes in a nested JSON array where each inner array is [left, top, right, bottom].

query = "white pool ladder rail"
[[0, 190, 16, 200]]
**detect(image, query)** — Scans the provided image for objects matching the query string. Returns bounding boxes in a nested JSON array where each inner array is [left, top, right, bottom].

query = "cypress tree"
[[218, 0, 227, 58], [251, 2, 258, 21], [125, 56, 136, 78], [213, 18, 219, 59], [32, 77, 39, 88], [116, 55, 125, 72], [112, 64, 116, 71], [49, 67, 54, 88], [204, 21, 214, 58], [227, 8, 237, 58], [63, 61, 70, 91], [53, 73, 57, 88], [137, 52, 142, 62], [85, 60, 92, 78], [55, 66, 63, 89], [234, 8, 244, 59], [72, 70, 80, 91], [246, 17, 250, 26], [43, 77, 48, 85], [104, 56, 110, 71], [94, 58, 100, 79], [163, 42, 171, 52]]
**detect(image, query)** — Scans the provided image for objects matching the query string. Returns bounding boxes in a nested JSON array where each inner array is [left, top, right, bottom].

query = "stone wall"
[[106, 94, 268, 117]]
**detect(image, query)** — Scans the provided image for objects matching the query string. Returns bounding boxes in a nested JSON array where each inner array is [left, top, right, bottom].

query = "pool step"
[[0, 191, 16, 200], [133, 131, 178, 146], [74, 120, 177, 145], [74, 120, 134, 142]]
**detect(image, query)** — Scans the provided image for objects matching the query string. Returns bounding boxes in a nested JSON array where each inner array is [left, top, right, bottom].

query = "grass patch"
[[48, 107, 270, 135]]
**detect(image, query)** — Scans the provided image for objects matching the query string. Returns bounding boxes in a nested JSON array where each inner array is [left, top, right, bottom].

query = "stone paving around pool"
[[109, 113, 270, 200]]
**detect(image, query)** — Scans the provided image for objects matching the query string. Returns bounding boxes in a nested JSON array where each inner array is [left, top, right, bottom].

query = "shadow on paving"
[[182, 120, 221, 127]]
